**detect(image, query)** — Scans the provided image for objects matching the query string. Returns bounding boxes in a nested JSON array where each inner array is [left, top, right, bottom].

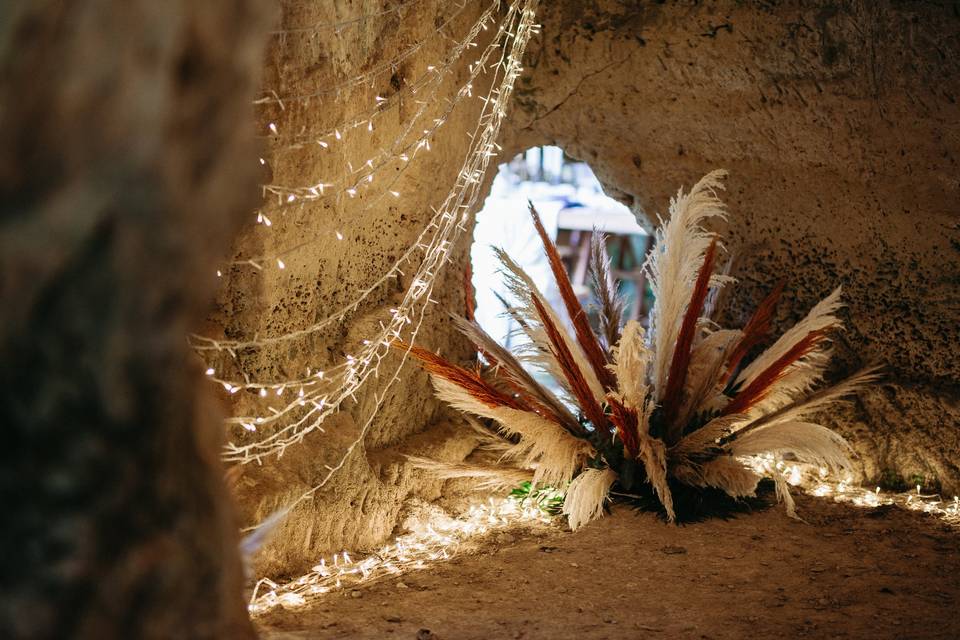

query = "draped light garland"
[[248, 497, 553, 615], [193, 0, 540, 474], [246, 463, 959, 615]]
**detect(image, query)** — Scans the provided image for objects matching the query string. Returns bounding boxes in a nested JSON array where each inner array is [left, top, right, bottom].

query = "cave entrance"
[[471, 146, 653, 352]]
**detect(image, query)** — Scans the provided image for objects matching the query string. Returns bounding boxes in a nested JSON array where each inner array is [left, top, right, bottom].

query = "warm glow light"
[[192, 0, 539, 475], [247, 496, 552, 615]]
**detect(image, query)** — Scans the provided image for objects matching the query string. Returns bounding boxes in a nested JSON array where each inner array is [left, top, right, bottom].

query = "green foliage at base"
[[510, 481, 565, 515]]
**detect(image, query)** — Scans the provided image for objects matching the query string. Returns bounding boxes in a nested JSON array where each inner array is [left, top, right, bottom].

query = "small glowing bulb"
[[268, 122, 278, 134], [205, 368, 215, 376], [259, 388, 267, 397], [390, 190, 400, 197], [216, 270, 222, 277], [287, 194, 296, 203], [277, 259, 285, 269], [334, 129, 342, 140], [259, 157, 266, 165], [335, 231, 343, 240], [318, 140, 328, 148]]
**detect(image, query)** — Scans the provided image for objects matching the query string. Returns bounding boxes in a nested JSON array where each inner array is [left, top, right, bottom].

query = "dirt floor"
[[257, 493, 960, 639]]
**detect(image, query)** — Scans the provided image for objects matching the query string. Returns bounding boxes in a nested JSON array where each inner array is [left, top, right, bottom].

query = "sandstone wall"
[[0, 1, 269, 637], [211, 0, 503, 576], [504, 0, 960, 493], [217, 0, 960, 579]]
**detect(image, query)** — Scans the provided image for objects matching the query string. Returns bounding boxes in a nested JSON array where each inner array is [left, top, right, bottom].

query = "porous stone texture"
[[209, 1, 501, 577], [503, 0, 960, 494], [0, 1, 269, 637], [217, 0, 960, 578]]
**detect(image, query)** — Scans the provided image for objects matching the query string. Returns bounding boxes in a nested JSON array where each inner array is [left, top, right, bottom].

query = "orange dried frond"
[[394, 340, 523, 411], [528, 201, 617, 392], [661, 238, 719, 431], [720, 329, 828, 416], [530, 295, 610, 434]]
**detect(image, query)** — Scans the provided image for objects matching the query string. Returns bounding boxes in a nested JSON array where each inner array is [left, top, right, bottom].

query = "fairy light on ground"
[[247, 496, 554, 615], [749, 455, 960, 527]]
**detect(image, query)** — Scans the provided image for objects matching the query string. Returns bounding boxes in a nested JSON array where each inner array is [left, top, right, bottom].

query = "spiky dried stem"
[[589, 231, 625, 353], [720, 329, 828, 417], [661, 238, 719, 441], [528, 201, 617, 392]]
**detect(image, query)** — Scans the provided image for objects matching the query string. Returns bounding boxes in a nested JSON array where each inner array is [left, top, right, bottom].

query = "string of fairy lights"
[[248, 497, 553, 614], [247, 468, 960, 616], [193, 0, 540, 473]]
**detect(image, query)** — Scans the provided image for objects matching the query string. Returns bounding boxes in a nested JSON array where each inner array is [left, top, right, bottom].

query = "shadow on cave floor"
[[256, 493, 960, 640]]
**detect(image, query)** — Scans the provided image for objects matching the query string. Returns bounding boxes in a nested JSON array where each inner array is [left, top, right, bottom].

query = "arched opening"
[[471, 146, 652, 354]]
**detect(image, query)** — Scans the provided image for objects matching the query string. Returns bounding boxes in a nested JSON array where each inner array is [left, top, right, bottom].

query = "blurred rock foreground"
[[0, 1, 269, 637]]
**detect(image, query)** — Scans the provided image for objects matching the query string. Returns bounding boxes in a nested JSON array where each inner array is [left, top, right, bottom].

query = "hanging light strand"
[[218, 0, 538, 465], [193, 0, 519, 360]]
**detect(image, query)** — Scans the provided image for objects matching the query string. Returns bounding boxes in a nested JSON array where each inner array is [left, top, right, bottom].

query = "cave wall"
[[0, 1, 269, 637], [210, 0, 500, 576], [215, 0, 960, 578], [503, 0, 960, 493]]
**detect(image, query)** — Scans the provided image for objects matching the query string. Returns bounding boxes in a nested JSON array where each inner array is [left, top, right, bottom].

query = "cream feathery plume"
[[671, 455, 762, 499], [563, 468, 618, 531], [735, 286, 844, 388], [637, 430, 675, 522], [431, 378, 592, 487], [724, 421, 854, 477], [495, 247, 607, 406], [675, 328, 742, 430], [490, 407, 594, 486], [645, 169, 728, 400], [405, 456, 533, 490], [610, 319, 652, 410]]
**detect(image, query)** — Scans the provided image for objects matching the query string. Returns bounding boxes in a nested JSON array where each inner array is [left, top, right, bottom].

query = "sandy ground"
[[257, 493, 960, 640]]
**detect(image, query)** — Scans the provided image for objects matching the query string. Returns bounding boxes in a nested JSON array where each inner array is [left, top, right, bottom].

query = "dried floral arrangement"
[[402, 170, 879, 529]]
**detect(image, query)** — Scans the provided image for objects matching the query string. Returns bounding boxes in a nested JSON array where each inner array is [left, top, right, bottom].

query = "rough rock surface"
[[208, 0, 501, 577], [503, 0, 960, 494], [0, 1, 269, 637], [215, 0, 960, 579]]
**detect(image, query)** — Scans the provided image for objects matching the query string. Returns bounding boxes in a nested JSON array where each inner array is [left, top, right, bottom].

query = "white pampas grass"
[[676, 328, 742, 428], [726, 421, 853, 477], [405, 456, 533, 490], [637, 431, 675, 521], [430, 377, 592, 486], [491, 407, 594, 486], [610, 320, 652, 410], [496, 248, 606, 405], [735, 286, 844, 388], [672, 455, 762, 499], [563, 468, 617, 530], [645, 169, 728, 399]]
